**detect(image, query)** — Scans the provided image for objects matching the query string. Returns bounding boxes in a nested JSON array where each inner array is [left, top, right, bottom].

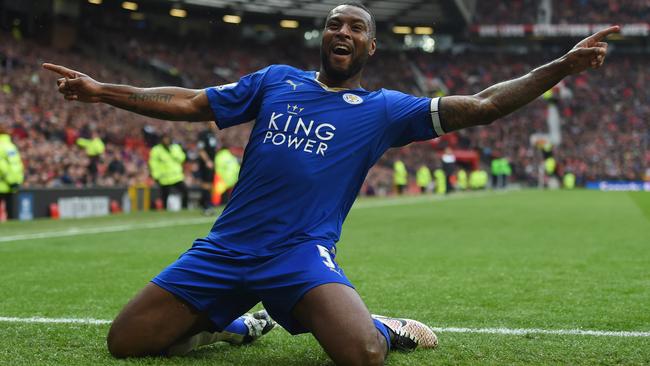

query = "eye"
[[327, 21, 340, 30]]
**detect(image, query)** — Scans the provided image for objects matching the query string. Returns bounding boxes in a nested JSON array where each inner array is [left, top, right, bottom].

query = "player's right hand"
[[42, 63, 103, 103], [560, 25, 619, 75]]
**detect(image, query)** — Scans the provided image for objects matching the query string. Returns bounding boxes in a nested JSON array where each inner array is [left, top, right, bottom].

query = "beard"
[[320, 47, 369, 82]]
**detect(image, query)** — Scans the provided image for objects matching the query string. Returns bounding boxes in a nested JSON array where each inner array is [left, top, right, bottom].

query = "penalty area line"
[[1, 316, 649, 337]]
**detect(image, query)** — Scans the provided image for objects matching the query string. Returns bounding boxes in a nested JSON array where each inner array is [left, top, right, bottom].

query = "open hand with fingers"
[[42, 63, 103, 103], [560, 25, 620, 75]]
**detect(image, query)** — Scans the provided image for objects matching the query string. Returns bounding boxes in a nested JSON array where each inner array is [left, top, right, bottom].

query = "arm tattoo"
[[128, 93, 173, 103], [439, 96, 495, 133]]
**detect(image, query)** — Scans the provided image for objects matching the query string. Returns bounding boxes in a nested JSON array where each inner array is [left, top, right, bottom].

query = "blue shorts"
[[152, 238, 353, 335]]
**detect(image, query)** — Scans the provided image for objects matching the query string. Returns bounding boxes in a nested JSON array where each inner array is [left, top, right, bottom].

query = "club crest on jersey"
[[343, 93, 363, 105], [263, 104, 336, 157], [287, 104, 304, 115]]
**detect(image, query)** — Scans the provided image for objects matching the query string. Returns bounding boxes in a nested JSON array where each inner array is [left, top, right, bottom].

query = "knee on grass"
[[106, 324, 168, 358], [106, 329, 131, 358], [336, 337, 386, 366], [358, 342, 386, 366]]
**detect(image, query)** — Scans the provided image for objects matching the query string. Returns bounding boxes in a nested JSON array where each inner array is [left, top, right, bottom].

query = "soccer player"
[[44, 2, 618, 364]]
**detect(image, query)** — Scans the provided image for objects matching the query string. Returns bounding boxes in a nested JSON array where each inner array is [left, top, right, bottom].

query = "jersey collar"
[[312, 72, 366, 93]]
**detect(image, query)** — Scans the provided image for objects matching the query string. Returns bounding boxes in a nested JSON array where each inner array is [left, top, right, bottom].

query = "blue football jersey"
[[204, 65, 443, 256]]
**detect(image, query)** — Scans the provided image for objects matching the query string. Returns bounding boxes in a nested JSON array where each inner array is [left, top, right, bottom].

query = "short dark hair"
[[326, 1, 376, 38]]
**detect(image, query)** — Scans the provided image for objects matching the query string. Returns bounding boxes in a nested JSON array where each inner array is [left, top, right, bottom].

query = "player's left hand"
[[561, 25, 620, 75]]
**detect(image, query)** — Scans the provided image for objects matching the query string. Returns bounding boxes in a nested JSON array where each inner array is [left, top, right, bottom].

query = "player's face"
[[321, 6, 376, 82]]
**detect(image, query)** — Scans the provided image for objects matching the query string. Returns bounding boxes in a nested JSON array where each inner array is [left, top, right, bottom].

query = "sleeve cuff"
[[204, 88, 225, 129], [430, 97, 445, 137]]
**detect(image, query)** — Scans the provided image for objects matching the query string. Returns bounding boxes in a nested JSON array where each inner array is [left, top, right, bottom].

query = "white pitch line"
[[1, 316, 648, 338], [0, 217, 214, 243], [1, 190, 516, 243], [0, 316, 111, 325], [430, 326, 650, 338]]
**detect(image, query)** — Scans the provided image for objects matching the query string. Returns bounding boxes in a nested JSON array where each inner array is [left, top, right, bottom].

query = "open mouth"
[[332, 44, 352, 56]]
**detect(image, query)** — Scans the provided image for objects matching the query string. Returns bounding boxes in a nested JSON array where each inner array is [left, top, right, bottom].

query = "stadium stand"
[[473, 0, 650, 24], [0, 0, 648, 199], [552, 0, 650, 24], [474, 0, 540, 24]]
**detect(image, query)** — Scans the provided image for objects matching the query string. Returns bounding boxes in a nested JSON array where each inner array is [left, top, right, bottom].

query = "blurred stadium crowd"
[[474, 0, 650, 24], [0, 1, 648, 193]]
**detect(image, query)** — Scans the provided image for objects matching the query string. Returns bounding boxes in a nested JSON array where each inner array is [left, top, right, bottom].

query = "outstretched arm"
[[438, 26, 619, 133], [42, 63, 214, 122]]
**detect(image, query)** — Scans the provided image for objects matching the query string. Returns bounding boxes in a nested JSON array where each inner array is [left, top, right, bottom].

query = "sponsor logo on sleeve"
[[215, 82, 237, 91], [285, 79, 304, 91]]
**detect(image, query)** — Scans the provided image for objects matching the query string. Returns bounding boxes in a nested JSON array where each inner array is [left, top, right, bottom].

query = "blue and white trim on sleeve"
[[430, 97, 445, 137]]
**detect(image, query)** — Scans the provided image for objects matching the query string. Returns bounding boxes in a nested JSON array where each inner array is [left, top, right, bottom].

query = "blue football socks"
[[224, 316, 249, 336], [373, 318, 391, 351]]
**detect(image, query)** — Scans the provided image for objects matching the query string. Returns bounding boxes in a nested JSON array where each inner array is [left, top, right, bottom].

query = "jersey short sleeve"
[[205, 66, 273, 129], [383, 90, 439, 147]]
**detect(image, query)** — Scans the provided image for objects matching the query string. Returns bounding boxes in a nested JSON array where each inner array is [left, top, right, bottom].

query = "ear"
[[368, 38, 377, 56]]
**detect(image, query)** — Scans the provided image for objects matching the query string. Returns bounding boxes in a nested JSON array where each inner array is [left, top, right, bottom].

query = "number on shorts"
[[317, 245, 336, 269]]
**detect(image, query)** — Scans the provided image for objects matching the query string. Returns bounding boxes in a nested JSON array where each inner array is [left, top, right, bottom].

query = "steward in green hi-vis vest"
[[76, 136, 105, 157], [0, 131, 24, 220], [434, 168, 446, 195], [416, 165, 432, 194], [503, 159, 512, 177], [215, 148, 240, 190], [563, 172, 576, 189], [501, 158, 511, 188], [0, 133, 23, 193], [393, 160, 407, 195], [457, 169, 468, 191], [150, 143, 185, 185], [149, 135, 188, 210], [491, 157, 510, 189], [469, 169, 488, 190], [545, 157, 557, 176], [479, 170, 489, 189], [491, 158, 500, 188], [214, 148, 240, 205], [76, 132, 105, 184]]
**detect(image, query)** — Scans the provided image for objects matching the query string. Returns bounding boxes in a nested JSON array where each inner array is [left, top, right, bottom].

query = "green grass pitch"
[[1, 189, 649, 365]]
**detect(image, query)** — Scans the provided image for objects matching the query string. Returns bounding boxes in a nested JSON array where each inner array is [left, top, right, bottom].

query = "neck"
[[316, 68, 362, 90]]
